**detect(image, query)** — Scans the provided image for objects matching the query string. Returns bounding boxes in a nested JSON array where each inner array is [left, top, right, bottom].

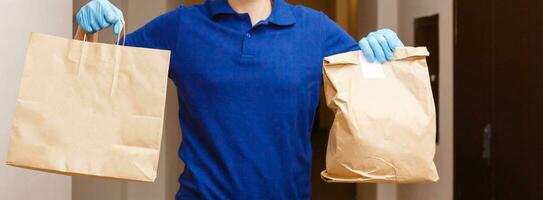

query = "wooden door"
[[454, 0, 494, 199], [455, 0, 543, 199], [492, 1, 543, 199]]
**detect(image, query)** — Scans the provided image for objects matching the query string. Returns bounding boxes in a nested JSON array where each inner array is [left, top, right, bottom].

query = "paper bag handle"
[[72, 25, 126, 96], [74, 25, 126, 46]]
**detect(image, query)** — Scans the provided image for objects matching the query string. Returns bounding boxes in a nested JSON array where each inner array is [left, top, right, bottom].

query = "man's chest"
[[170, 20, 324, 94]]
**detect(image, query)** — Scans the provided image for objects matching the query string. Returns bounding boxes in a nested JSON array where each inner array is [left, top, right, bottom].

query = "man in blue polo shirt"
[[76, 0, 404, 199]]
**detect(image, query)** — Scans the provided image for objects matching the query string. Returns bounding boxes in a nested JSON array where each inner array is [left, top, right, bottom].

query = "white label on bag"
[[359, 55, 385, 79]]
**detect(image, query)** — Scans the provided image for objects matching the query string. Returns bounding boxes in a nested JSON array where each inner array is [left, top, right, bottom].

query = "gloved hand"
[[76, 0, 124, 35], [359, 29, 404, 63]]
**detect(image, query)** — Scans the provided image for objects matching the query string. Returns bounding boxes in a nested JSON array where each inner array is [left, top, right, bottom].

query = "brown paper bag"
[[5, 30, 170, 182], [321, 47, 439, 183]]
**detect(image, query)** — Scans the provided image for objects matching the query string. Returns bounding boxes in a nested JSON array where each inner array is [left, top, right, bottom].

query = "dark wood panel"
[[454, 0, 495, 199], [493, 1, 543, 199]]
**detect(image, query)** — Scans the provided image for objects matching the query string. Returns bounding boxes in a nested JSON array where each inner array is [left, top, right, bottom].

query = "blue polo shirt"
[[125, 0, 359, 199]]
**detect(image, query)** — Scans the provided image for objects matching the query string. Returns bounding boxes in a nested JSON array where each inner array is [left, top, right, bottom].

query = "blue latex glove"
[[76, 0, 124, 35], [359, 29, 404, 63]]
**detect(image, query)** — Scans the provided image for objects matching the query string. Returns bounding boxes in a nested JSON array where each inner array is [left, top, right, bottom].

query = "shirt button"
[[245, 33, 252, 38]]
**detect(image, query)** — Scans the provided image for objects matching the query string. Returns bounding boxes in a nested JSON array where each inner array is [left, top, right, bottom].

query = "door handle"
[[482, 123, 492, 163]]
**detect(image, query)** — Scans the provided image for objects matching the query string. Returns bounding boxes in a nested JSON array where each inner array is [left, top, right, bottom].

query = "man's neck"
[[228, 0, 273, 26]]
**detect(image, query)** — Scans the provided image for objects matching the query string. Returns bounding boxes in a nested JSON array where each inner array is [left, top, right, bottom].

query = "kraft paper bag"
[[321, 47, 439, 183], [6, 31, 170, 182]]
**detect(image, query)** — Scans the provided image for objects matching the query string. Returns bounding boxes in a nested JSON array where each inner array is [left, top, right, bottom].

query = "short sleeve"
[[320, 12, 360, 57], [124, 8, 181, 51]]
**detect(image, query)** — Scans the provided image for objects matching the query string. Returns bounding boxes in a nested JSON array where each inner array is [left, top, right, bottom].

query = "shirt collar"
[[206, 0, 296, 26]]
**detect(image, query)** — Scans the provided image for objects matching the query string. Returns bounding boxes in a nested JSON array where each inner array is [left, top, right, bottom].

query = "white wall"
[[0, 0, 73, 200], [395, 0, 454, 199], [377, 0, 398, 31]]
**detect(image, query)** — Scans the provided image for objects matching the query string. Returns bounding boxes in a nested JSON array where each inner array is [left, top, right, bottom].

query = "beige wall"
[[396, 0, 454, 199], [0, 0, 73, 199]]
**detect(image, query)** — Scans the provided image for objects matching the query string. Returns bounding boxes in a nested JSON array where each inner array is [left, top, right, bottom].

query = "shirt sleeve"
[[124, 8, 181, 51], [320, 12, 360, 57]]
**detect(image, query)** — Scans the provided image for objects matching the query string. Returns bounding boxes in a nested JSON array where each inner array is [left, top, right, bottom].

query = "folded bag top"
[[6, 27, 171, 182], [321, 47, 439, 183], [324, 47, 430, 65]]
